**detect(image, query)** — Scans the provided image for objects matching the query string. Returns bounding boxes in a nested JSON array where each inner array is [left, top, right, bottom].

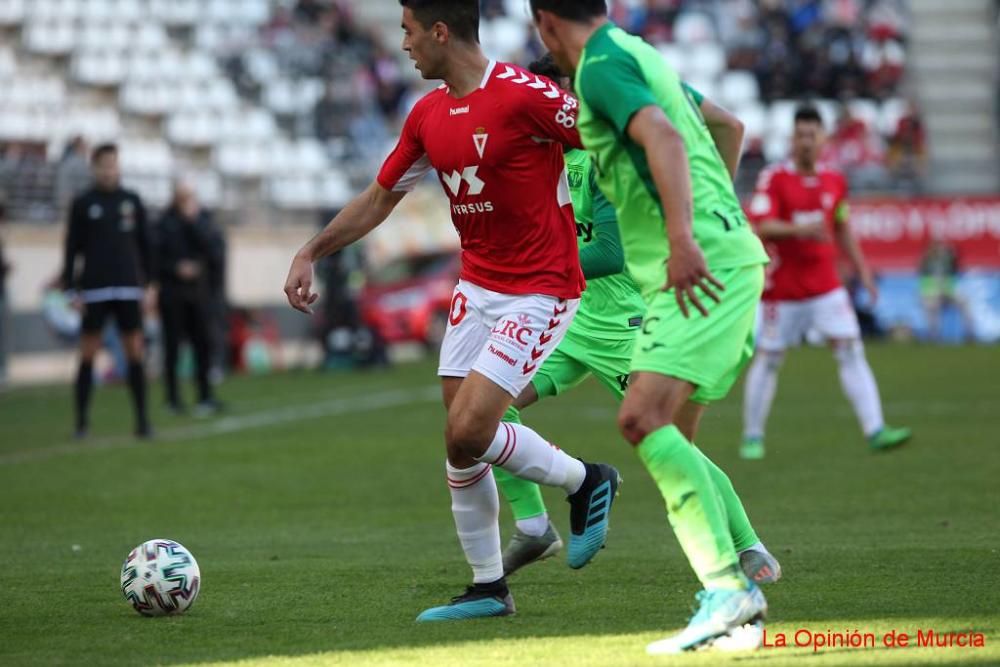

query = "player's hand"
[[861, 272, 879, 306], [284, 253, 319, 315], [797, 221, 829, 241], [665, 238, 725, 318]]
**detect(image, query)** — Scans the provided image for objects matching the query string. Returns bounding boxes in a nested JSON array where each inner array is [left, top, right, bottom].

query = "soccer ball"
[[120, 539, 201, 617]]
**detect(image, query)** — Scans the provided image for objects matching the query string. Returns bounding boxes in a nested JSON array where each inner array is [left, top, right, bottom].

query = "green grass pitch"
[[0, 344, 997, 666]]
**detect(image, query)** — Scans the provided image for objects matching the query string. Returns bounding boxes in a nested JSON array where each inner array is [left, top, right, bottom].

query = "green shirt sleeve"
[[682, 82, 704, 107], [578, 55, 658, 136]]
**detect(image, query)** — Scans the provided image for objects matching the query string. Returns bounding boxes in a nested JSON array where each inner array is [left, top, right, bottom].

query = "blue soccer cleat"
[[415, 581, 515, 622], [646, 583, 768, 655], [566, 462, 621, 569]]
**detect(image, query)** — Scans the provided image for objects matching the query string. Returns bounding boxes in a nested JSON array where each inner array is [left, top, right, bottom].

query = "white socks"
[[742, 351, 782, 439], [834, 341, 885, 437], [446, 461, 502, 584], [515, 514, 550, 537], [478, 422, 586, 495]]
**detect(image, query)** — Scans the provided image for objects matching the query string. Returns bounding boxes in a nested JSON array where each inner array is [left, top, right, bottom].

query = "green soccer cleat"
[[566, 462, 621, 569], [415, 581, 515, 622], [502, 521, 563, 576], [868, 426, 912, 452], [646, 583, 768, 655], [739, 437, 765, 460]]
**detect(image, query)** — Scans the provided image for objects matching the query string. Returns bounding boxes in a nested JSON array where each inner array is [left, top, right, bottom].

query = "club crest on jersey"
[[473, 127, 488, 159], [821, 192, 835, 210]]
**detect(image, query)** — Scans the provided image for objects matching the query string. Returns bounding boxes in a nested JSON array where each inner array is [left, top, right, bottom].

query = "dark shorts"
[[82, 300, 142, 334]]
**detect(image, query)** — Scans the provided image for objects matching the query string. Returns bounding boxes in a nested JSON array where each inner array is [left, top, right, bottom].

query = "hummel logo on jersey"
[[442, 166, 485, 197], [450, 105, 470, 116]]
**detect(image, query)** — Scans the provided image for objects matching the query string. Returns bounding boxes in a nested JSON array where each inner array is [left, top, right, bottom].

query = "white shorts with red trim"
[[757, 287, 861, 351], [438, 279, 580, 397]]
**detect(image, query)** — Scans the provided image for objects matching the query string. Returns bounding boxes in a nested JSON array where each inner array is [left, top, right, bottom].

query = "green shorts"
[[630, 264, 764, 405], [532, 328, 636, 401]]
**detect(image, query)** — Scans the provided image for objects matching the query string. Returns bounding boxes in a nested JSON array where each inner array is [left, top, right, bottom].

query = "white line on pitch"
[[0, 386, 441, 466]]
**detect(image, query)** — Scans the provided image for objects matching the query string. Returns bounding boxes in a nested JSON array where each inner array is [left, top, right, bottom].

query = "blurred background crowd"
[[0, 0, 997, 390]]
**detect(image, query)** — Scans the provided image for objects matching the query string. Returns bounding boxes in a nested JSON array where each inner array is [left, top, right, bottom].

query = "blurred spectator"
[[822, 106, 889, 189], [153, 181, 225, 415], [0, 216, 9, 388], [887, 99, 928, 192], [55, 136, 92, 213], [919, 241, 975, 342]]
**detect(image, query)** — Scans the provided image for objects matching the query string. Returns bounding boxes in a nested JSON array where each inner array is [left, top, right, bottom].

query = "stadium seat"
[[269, 176, 320, 210], [673, 11, 717, 44], [815, 99, 840, 130], [763, 133, 790, 163], [719, 71, 761, 110], [0, 46, 16, 78], [71, 50, 128, 87], [319, 170, 352, 209], [205, 79, 239, 111], [687, 43, 726, 79], [657, 44, 689, 79], [149, 0, 198, 27], [166, 110, 220, 147], [848, 99, 881, 132], [767, 100, 799, 139], [0, 0, 26, 26], [244, 49, 280, 85], [736, 102, 768, 144], [215, 143, 268, 178], [685, 76, 717, 105], [880, 98, 909, 135], [23, 20, 76, 55]]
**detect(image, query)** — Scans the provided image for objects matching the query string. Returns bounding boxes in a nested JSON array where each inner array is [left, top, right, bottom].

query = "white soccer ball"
[[120, 539, 201, 617]]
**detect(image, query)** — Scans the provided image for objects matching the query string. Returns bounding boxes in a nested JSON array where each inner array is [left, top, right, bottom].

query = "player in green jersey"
[[532, 0, 771, 655], [494, 56, 781, 591]]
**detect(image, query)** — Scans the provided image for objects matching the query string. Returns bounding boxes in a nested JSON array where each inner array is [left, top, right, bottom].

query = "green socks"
[[692, 445, 760, 552], [638, 424, 745, 590], [493, 406, 547, 521]]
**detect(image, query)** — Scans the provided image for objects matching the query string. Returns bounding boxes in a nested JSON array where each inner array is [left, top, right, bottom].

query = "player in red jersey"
[[283, 0, 620, 621], [740, 106, 911, 459]]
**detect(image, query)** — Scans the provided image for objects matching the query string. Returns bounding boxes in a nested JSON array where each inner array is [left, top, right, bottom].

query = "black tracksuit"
[[153, 207, 224, 408], [62, 185, 151, 436]]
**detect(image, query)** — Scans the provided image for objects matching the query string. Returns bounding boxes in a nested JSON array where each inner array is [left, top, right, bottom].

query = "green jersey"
[[565, 148, 646, 341], [574, 23, 768, 301]]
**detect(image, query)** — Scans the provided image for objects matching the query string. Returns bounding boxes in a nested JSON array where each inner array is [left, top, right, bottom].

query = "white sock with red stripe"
[[478, 422, 586, 495], [446, 461, 503, 584]]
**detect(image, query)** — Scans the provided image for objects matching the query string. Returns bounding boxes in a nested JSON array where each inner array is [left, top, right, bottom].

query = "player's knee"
[[445, 411, 494, 459], [832, 339, 863, 365], [763, 350, 785, 371], [618, 407, 652, 446]]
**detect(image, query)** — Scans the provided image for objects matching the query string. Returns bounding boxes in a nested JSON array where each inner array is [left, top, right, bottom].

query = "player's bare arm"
[[699, 98, 745, 181], [627, 105, 724, 318], [284, 182, 405, 314], [756, 218, 828, 241], [834, 217, 878, 304]]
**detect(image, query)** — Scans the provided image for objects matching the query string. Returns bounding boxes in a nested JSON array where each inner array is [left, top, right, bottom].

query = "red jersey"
[[377, 61, 585, 299], [748, 161, 849, 301]]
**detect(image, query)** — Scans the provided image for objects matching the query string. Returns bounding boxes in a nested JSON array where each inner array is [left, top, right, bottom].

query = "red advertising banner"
[[850, 197, 1000, 270]]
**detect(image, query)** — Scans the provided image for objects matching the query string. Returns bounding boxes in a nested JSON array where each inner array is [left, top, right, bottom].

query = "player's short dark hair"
[[91, 143, 118, 164], [529, 0, 607, 22], [528, 53, 565, 81], [399, 0, 479, 43], [794, 106, 824, 127]]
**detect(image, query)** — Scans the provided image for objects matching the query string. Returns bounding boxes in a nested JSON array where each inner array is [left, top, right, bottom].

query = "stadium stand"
[[0, 0, 996, 225]]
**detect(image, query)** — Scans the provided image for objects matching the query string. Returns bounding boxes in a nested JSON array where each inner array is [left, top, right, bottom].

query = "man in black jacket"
[[61, 144, 152, 438], [153, 181, 223, 414]]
